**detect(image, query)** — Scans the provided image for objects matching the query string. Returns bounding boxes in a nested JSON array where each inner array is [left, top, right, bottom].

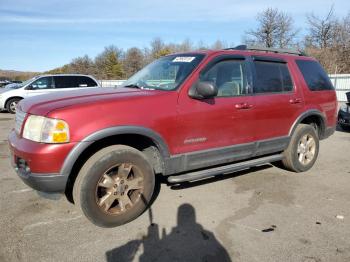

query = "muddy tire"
[[6, 98, 21, 114], [281, 124, 319, 172], [73, 145, 155, 227]]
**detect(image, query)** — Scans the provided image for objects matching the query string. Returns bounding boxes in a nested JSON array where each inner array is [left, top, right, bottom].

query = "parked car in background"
[[0, 74, 100, 113], [338, 91, 350, 131], [0, 80, 12, 88]]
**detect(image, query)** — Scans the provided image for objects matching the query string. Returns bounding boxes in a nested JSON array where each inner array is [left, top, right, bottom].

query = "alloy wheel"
[[297, 134, 316, 165], [95, 163, 144, 215]]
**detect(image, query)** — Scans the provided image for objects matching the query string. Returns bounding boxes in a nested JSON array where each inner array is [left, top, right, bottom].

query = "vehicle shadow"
[[105, 204, 232, 262]]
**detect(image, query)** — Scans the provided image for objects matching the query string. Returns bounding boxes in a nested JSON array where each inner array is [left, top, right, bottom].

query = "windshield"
[[11, 76, 39, 89], [122, 54, 205, 91]]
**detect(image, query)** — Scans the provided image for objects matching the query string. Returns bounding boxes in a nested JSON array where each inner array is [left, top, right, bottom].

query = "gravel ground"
[[0, 112, 350, 262]]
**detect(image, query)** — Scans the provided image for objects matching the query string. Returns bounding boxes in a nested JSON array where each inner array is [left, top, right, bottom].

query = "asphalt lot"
[[0, 112, 350, 262]]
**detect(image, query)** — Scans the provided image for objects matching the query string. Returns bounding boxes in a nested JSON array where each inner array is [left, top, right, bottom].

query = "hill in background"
[[0, 69, 40, 81]]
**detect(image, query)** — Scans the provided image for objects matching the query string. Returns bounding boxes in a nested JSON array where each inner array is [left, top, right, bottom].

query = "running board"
[[167, 154, 283, 183]]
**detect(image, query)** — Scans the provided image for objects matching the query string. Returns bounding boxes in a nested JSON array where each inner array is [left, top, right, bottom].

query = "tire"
[[73, 145, 155, 227], [280, 124, 319, 172], [6, 98, 21, 114]]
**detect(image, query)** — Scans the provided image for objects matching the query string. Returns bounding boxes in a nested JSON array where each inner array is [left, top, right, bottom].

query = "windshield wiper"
[[123, 84, 143, 89], [123, 84, 156, 90]]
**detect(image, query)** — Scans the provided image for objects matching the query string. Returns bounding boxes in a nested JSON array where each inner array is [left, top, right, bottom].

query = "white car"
[[0, 74, 100, 113]]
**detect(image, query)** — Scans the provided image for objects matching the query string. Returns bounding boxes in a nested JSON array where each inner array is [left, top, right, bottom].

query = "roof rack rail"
[[224, 45, 307, 56]]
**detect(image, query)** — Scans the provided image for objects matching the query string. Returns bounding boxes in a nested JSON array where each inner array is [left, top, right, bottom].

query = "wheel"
[[280, 124, 319, 172], [6, 98, 21, 114], [73, 145, 155, 227]]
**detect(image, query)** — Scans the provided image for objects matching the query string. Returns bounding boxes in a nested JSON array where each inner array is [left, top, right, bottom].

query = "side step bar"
[[167, 154, 283, 183]]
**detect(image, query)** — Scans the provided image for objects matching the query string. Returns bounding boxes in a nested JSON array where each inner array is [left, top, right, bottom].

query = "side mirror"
[[25, 85, 34, 90], [189, 81, 218, 99]]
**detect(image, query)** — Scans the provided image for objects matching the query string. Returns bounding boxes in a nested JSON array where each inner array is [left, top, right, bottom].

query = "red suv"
[[8, 46, 337, 227]]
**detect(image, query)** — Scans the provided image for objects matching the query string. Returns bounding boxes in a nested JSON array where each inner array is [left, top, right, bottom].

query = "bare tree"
[[69, 55, 96, 75], [211, 40, 226, 49], [333, 12, 350, 48], [246, 8, 298, 48], [277, 13, 299, 48], [306, 6, 336, 48]]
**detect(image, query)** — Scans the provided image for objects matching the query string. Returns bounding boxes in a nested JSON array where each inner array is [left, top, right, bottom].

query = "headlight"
[[23, 115, 70, 143], [340, 104, 349, 113]]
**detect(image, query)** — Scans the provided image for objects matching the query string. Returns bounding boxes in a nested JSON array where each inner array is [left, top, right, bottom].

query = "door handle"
[[289, 98, 302, 104], [235, 102, 253, 110]]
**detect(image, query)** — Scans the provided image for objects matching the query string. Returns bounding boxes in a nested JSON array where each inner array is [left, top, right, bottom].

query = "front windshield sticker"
[[172, 56, 196, 63]]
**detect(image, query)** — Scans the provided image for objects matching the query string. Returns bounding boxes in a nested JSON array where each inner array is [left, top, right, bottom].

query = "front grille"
[[15, 110, 26, 135]]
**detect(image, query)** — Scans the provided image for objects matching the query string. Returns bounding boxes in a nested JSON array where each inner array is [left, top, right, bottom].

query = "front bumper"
[[14, 168, 67, 192], [338, 110, 350, 126], [8, 130, 77, 193], [0, 96, 6, 110]]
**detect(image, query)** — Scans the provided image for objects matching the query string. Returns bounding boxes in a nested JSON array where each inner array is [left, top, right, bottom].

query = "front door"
[[175, 56, 256, 169], [24, 76, 55, 97]]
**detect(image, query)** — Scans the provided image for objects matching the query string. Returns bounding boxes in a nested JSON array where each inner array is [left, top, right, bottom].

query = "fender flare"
[[289, 109, 326, 137], [5, 96, 24, 107], [60, 126, 170, 177]]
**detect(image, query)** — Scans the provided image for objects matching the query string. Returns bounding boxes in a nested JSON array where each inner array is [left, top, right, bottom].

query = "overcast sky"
[[1, 0, 349, 71]]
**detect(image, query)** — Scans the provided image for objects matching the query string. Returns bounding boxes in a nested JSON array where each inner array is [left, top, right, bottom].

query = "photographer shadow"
[[106, 203, 231, 262]]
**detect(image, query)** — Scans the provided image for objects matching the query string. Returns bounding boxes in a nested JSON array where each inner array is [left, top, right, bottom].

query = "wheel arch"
[[61, 126, 170, 202], [289, 110, 327, 139], [5, 96, 24, 107]]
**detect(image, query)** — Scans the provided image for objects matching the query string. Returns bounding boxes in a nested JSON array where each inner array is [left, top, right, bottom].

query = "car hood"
[[18, 87, 165, 116], [0, 86, 15, 94]]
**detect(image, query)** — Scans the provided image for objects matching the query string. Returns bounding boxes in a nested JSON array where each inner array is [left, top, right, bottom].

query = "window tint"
[[253, 61, 293, 93], [200, 60, 247, 97], [296, 60, 334, 91], [54, 76, 75, 88], [30, 77, 53, 89], [54, 76, 98, 89]]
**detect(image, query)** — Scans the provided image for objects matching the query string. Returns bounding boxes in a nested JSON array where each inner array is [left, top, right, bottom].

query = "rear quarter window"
[[296, 60, 334, 91], [76, 76, 98, 87]]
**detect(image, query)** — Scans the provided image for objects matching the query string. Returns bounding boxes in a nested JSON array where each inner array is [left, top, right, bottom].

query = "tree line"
[[46, 38, 228, 79], [47, 7, 350, 79], [245, 6, 350, 74]]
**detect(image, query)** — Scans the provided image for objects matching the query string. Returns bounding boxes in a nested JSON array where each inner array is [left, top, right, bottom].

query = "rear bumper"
[[8, 130, 77, 193], [323, 126, 336, 139]]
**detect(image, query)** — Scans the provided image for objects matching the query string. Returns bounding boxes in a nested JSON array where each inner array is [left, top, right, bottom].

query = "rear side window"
[[76, 76, 98, 87], [253, 61, 293, 93], [54, 76, 98, 89], [54, 76, 75, 88], [296, 60, 334, 91]]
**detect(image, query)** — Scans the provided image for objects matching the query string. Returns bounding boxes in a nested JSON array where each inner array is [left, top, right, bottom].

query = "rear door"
[[250, 56, 304, 142], [53, 76, 98, 92]]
